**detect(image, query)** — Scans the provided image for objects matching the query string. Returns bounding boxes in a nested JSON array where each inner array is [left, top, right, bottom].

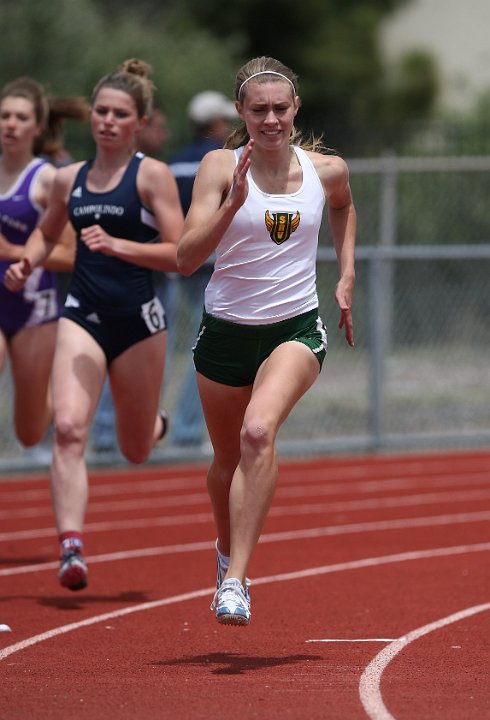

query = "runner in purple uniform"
[[0, 77, 75, 447]]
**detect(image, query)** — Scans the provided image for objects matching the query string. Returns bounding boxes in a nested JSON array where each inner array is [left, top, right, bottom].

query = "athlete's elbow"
[[176, 247, 197, 276], [176, 257, 194, 277]]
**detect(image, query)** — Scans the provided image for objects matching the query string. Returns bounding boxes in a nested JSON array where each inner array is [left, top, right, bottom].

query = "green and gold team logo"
[[265, 210, 300, 245]]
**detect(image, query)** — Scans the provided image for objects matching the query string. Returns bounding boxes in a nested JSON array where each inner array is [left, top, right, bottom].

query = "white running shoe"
[[211, 578, 251, 626]]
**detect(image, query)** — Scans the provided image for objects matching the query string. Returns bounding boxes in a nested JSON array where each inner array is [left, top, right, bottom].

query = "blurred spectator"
[[167, 91, 237, 447], [134, 107, 169, 158]]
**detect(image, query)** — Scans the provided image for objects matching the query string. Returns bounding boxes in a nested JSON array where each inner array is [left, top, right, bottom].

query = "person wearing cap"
[[166, 91, 237, 448]]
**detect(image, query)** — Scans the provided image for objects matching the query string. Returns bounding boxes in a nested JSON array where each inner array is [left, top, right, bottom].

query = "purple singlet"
[[0, 158, 59, 339]]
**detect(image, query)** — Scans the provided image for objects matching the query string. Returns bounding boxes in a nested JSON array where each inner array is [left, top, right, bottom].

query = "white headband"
[[237, 71, 296, 98]]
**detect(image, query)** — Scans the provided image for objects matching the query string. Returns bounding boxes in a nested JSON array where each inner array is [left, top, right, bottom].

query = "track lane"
[[1, 450, 489, 719]]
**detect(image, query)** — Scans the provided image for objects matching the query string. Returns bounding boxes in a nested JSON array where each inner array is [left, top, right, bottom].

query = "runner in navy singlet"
[[5, 60, 184, 592], [0, 77, 75, 448]]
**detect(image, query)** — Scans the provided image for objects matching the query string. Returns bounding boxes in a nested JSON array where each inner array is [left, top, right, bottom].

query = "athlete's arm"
[[0, 233, 22, 262], [315, 153, 356, 347], [177, 141, 254, 276], [80, 159, 184, 273], [3, 165, 77, 290], [41, 221, 76, 272]]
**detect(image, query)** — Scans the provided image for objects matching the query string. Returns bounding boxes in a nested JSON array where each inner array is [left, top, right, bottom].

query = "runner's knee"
[[240, 416, 273, 455]]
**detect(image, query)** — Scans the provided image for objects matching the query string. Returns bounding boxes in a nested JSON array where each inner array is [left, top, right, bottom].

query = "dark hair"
[[40, 96, 89, 161], [1, 77, 49, 127], [0, 77, 89, 157], [225, 56, 332, 154], [91, 58, 155, 118]]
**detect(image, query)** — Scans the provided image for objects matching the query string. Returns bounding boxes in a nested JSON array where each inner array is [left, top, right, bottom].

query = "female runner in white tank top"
[[178, 56, 356, 626]]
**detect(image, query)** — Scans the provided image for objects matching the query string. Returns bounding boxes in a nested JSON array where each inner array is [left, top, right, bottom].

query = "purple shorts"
[[0, 268, 60, 340]]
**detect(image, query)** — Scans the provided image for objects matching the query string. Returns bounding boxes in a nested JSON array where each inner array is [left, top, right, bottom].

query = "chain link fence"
[[1, 155, 489, 471]]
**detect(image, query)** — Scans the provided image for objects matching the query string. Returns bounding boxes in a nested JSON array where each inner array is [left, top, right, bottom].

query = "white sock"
[[216, 541, 229, 569]]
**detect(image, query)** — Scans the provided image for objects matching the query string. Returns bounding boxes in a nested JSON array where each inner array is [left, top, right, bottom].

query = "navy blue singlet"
[[67, 152, 159, 316]]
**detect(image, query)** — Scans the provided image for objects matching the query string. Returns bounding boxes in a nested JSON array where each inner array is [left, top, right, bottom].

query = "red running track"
[[1, 450, 489, 719]]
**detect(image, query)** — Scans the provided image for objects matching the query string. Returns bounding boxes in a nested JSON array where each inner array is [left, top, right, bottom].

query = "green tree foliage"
[[173, 0, 439, 154], [381, 51, 438, 124], [0, 0, 441, 158], [176, 0, 433, 122], [0, 0, 240, 157], [0, 0, 102, 94]]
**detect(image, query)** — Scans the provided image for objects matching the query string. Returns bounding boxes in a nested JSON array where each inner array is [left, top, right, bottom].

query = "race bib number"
[[140, 297, 166, 334], [31, 288, 58, 323]]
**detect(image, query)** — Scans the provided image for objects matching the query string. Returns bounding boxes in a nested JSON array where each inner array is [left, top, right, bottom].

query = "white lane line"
[[2, 467, 490, 515], [359, 603, 490, 720], [0, 475, 205, 504], [249, 542, 490, 587], [0, 512, 215, 542], [2, 513, 490, 578], [1, 542, 489, 662], [307, 639, 398, 643], [273, 488, 490, 513], [260, 510, 490, 545], [0, 586, 213, 661], [0, 491, 211, 520], [277, 471, 490, 499], [3, 492, 490, 543], [0, 539, 214, 577]]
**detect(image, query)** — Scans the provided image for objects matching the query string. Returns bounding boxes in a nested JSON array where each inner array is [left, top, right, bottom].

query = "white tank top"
[[204, 145, 326, 324]]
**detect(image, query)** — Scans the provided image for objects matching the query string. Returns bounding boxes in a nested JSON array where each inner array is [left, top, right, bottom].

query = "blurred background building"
[[381, 0, 490, 111]]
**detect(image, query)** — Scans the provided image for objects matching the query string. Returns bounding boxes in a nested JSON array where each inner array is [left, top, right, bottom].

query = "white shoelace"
[[210, 579, 250, 613]]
